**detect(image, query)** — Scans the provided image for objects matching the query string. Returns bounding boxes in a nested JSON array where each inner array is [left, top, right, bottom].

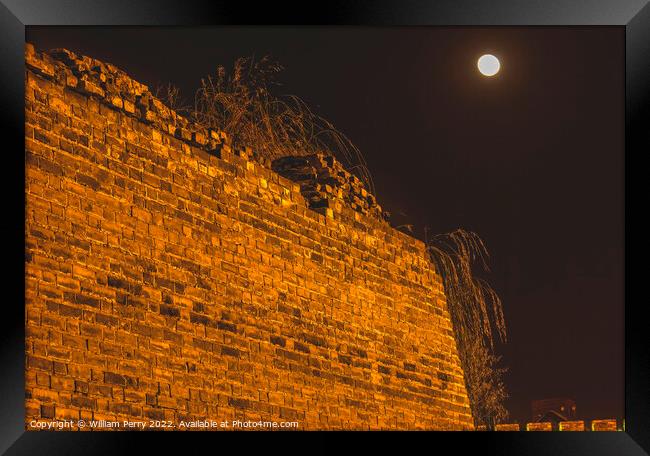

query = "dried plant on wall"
[[158, 56, 375, 195], [425, 229, 509, 427]]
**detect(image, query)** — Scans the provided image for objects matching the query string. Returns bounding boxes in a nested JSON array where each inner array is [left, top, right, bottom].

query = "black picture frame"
[[0, 1, 646, 454]]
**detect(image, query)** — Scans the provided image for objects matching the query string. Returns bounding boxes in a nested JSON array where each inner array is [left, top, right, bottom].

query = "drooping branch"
[[425, 228, 509, 427]]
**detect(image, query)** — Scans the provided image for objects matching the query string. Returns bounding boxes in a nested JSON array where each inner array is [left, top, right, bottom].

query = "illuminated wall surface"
[[24, 44, 474, 430]]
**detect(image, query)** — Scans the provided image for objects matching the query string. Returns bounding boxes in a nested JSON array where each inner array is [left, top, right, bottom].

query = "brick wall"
[[24, 44, 473, 430]]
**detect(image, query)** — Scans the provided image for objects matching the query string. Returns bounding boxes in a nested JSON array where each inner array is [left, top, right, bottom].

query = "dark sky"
[[26, 26, 624, 424]]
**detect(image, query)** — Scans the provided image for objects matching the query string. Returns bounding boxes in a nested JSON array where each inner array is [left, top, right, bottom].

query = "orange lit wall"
[[24, 44, 473, 430]]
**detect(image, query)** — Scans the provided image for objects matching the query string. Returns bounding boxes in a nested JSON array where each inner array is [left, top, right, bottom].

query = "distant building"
[[531, 398, 577, 429]]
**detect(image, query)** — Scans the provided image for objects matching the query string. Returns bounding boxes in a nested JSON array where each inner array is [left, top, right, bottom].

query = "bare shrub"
[[185, 56, 374, 194], [425, 228, 509, 427]]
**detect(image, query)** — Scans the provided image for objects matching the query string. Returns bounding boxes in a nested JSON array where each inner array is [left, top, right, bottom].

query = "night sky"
[[26, 26, 624, 424]]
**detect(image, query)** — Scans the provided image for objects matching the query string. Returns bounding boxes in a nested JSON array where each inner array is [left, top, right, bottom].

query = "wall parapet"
[[25, 43, 393, 229], [272, 154, 386, 221], [26, 43, 227, 155]]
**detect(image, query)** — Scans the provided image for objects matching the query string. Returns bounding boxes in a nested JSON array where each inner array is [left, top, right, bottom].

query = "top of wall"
[[25, 42, 426, 253]]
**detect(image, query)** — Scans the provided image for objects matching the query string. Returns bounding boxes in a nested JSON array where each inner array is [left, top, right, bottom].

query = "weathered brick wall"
[[24, 43, 473, 430]]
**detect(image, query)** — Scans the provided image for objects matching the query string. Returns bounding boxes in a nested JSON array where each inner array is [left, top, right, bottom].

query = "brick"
[[293, 341, 310, 353], [104, 371, 126, 386], [221, 346, 240, 358], [28, 356, 53, 372], [160, 304, 180, 318], [270, 336, 286, 347], [228, 397, 251, 410], [71, 395, 96, 409], [144, 408, 165, 420], [40, 404, 56, 419]]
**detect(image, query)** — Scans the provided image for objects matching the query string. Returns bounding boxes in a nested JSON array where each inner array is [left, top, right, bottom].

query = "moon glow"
[[477, 54, 500, 76]]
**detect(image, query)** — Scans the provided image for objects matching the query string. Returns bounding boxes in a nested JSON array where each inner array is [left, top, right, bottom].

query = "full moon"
[[477, 54, 500, 76]]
